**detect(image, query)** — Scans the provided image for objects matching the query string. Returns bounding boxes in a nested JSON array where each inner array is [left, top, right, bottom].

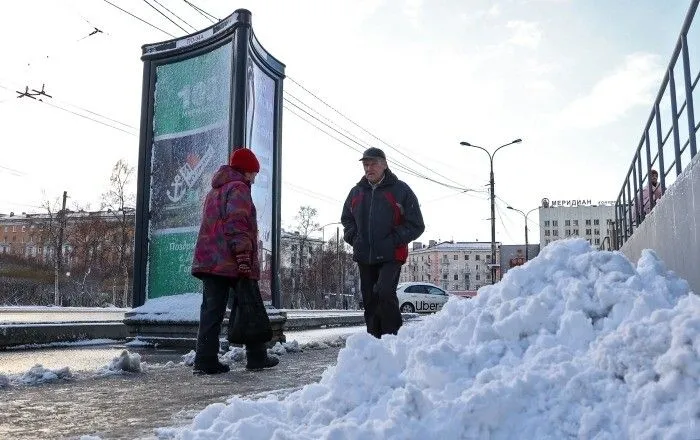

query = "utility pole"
[[54, 190, 67, 306], [489, 163, 496, 283]]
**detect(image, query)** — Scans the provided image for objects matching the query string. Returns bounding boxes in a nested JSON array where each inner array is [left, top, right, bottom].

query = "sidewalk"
[[0, 341, 345, 439], [0, 309, 418, 349]]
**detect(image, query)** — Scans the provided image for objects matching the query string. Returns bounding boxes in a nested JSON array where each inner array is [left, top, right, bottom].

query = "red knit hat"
[[229, 147, 260, 173]]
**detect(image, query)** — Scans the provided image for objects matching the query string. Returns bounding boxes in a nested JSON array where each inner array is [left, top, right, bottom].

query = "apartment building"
[[0, 209, 134, 268], [400, 240, 501, 292], [538, 199, 615, 250]]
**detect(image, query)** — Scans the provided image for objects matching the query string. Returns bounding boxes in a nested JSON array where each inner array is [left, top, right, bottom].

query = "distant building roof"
[[411, 241, 501, 252]]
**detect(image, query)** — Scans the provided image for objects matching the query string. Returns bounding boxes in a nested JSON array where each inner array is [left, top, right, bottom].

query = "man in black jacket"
[[341, 147, 425, 338]]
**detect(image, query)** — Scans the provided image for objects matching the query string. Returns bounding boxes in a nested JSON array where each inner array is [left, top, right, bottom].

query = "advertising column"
[[147, 44, 232, 299]]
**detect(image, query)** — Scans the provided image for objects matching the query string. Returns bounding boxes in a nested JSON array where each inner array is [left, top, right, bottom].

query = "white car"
[[396, 282, 449, 313]]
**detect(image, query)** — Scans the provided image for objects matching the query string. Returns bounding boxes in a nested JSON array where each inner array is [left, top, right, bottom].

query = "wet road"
[[0, 345, 343, 440]]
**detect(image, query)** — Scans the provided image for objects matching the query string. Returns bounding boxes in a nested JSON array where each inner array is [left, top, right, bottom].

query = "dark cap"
[[359, 147, 386, 161]]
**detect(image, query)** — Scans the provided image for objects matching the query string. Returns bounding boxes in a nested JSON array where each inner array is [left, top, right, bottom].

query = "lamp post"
[[506, 206, 538, 261], [460, 138, 522, 284]]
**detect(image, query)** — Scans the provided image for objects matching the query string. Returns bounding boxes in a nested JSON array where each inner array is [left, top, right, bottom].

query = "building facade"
[[538, 199, 615, 250], [499, 244, 541, 277], [400, 240, 502, 292], [0, 209, 134, 269]]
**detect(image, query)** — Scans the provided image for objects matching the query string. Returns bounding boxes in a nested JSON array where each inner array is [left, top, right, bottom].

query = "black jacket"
[[341, 169, 425, 265]]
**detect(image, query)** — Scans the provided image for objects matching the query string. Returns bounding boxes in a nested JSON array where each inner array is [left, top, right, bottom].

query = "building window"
[[573, 220, 579, 226], [586, 229, 592, 235], [586, 219, 591, 226], [594, 229, 600, 235], [552, 220, 558, 227], [553, 230, 559, 236], [565, 220, 571, 226], [476, 274, 481, 281], [475, 255, 481, 261], [454, 255, 458, 260], [544, 230, 550, 236], [464, 255, 469, 260], [454, 274, 458, 280], [476, 265, 479, 270], [565, 229, 571, 236], [545, 239, 550, 245], [443, 273, 448, 280], [574, 229, 580, 235], [595, 238, 601, 245], [544, 220, 550, 227], [594, 219, 600, 225]]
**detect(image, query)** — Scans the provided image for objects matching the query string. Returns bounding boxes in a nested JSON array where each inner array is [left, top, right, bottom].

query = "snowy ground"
[[160, 239, 699, 439], [3, 239, 699, 439]]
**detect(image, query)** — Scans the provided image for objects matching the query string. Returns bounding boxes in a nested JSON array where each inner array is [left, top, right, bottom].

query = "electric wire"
[[101, 0, 175, 37], [143, 0, 189, 34]]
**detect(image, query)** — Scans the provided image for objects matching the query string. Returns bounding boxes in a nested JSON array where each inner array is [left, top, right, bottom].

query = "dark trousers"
[[358, 262, 403, 338], [195, 275, 235, 362]]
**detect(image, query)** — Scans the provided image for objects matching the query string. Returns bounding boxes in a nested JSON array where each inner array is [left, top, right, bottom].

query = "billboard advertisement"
[[147, 44, 232, 299], [134, 10, 285, 308], [244, 58, 277, 302]]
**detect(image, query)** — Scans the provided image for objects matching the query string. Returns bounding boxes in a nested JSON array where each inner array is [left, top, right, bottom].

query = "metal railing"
[[615, 0, 700, 248]]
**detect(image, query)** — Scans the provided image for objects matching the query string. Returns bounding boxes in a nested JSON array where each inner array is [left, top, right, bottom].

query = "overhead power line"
[[143, 0, 189, 34], [283, 95, 473, 192], [101, 0, 175, 37], [0, 81, 136, 134], [150, 0, 198, 32], [39, 99, 136, 136], [286, 75, 469, 189], [182, 0, 218, 23]]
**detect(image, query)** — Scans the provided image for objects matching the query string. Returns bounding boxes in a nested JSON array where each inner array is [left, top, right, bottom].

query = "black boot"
[[245, 344, 279, 371], [193, 356, 231, 375]]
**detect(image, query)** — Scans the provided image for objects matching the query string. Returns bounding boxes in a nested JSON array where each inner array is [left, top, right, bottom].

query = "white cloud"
[[506, 20, 543, 49], [558, 52, 663, 129], [403, 0, 424, 28]]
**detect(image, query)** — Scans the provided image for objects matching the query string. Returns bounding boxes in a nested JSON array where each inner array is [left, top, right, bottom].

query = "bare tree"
[[32, 192, 67, 305], [101, 159, 136, 308], [64, 211, 112, 304], [283, 206, 319, 308]]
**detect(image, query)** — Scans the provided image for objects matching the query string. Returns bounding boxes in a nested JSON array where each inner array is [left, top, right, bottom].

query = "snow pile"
[[221, 346, 247, 363], [182, 338, 341, 367], [20, 365, 73, 385], [98, 350, 142, 375], [0, 373, 9, 388], [125, 337, 153, 348], [175, 239, 700, 439], [128, 292, 201, 322]]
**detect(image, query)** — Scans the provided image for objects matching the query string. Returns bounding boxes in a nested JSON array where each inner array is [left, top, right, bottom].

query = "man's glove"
[[236, 254, 252, 278]]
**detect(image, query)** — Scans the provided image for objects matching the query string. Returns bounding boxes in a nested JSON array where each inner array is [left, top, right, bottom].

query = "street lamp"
[[506, 205, 538, 261], [460, 138, 522, 284]]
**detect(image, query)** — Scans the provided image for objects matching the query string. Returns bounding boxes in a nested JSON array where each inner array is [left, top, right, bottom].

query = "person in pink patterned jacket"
[[191, 147, 278, 375]]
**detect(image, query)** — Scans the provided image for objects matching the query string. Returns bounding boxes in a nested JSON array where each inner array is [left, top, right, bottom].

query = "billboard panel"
[[147, 44, 232, 299], [244, 58, 277, 302]]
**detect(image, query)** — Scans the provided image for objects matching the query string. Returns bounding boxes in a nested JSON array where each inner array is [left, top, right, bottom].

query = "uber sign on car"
[[396, 282, 450, 314]]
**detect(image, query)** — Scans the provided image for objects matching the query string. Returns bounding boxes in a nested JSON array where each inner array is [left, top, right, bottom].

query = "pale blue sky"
[[0, 0, 695, 245]]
